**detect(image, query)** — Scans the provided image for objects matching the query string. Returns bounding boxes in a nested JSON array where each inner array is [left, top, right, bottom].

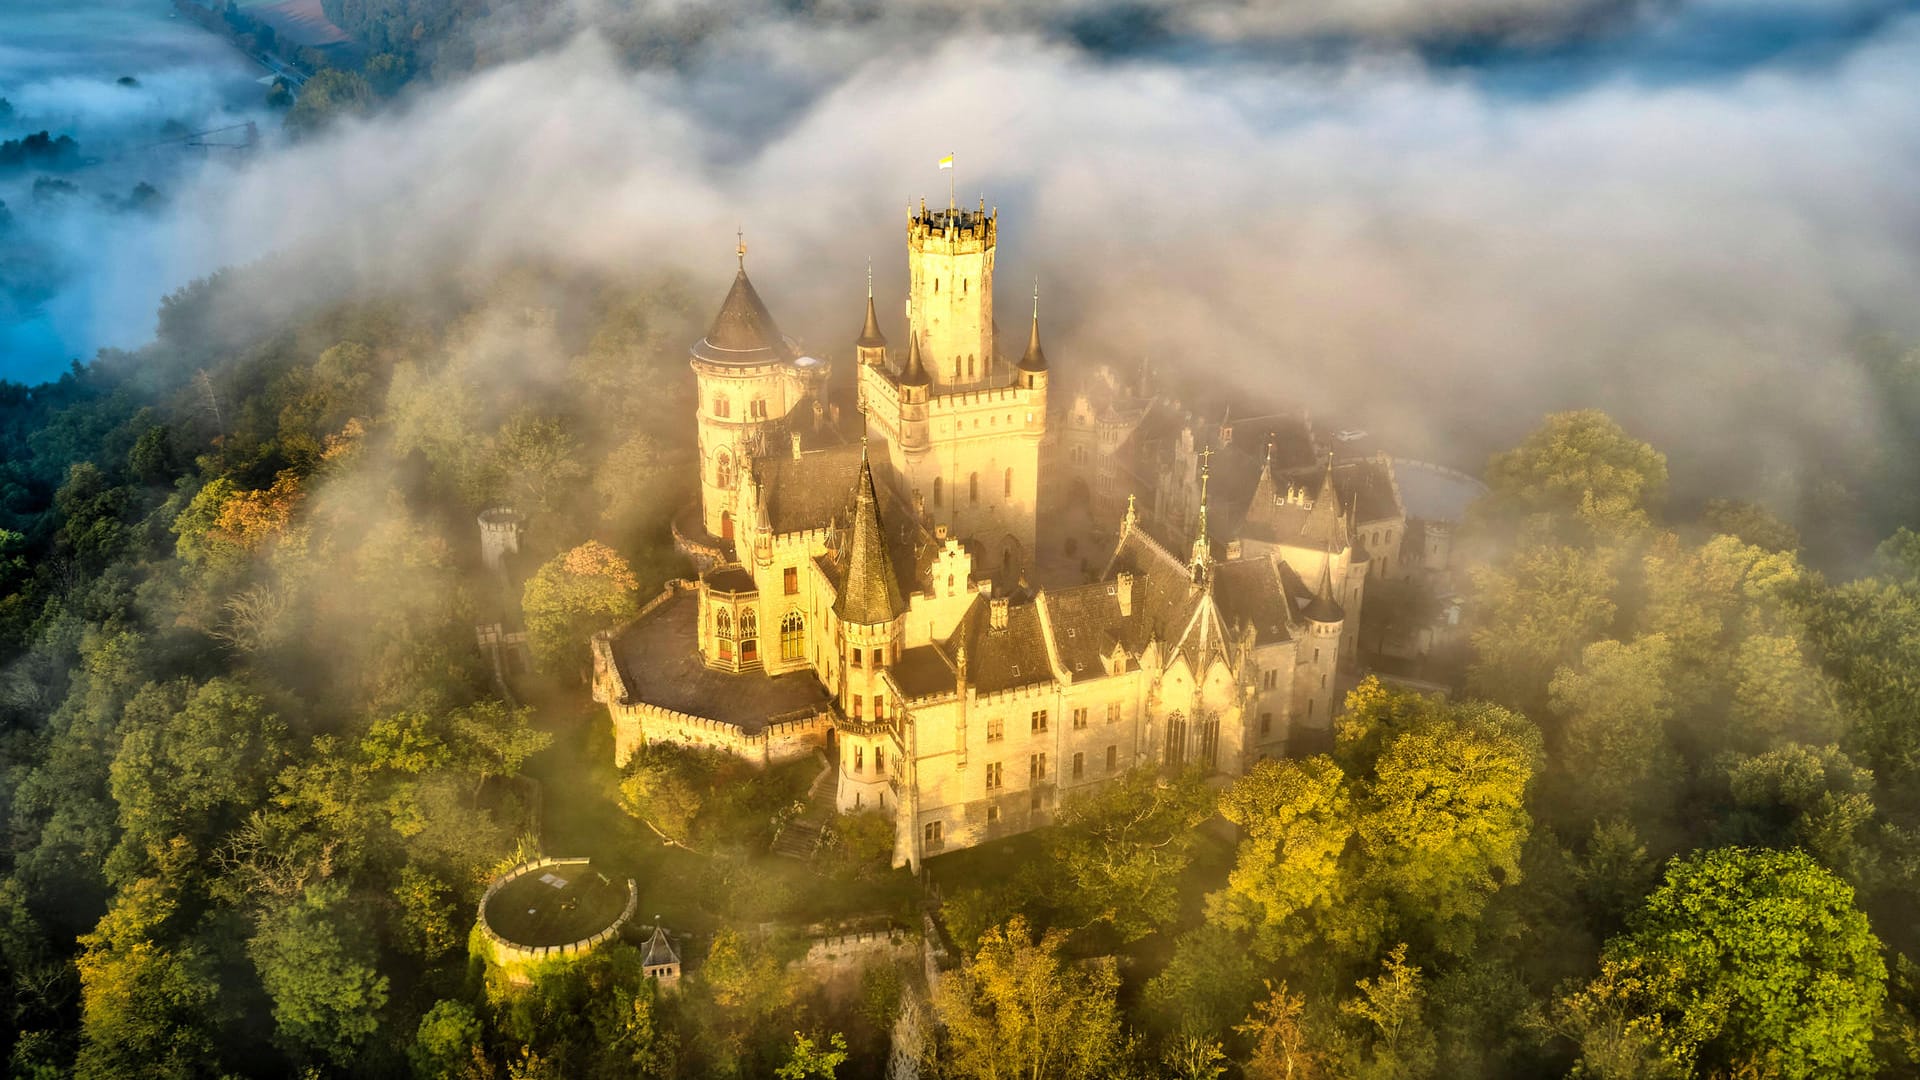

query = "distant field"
[[230, 0, 351, 48]]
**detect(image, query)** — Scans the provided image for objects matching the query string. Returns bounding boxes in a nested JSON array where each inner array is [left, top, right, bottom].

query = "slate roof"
[[609, 590, 831, 731], [757, 443, 866, 534], [899, 331, 930, 387], [1241, 457, 1349, 552], [949, 597, 1053, 695], [691, 269, 790, 366], [834, 455, 908, 625], [857, 292, 887, 349], [642, 926, 679, 968], [1275, 457, 1404, 527], [1211, 557, 1294, 645], [1018, 311, 1047, 372]]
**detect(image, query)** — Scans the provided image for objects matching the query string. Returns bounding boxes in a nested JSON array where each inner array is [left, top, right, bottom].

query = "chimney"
[[989, 597, 1009, 632], [1116, 571, 1134, 616]]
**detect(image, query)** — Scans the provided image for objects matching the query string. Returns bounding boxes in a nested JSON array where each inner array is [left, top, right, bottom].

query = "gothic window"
[[715, 450, 734, 491], [781, 611, 806, 662], [933, 477, 943, 506], [740, 610, 758, 663], [968, 355, 976, 377], [954, 358, 962, 379], [1004, 468, 1013, 497], [1164, 712, 1187, 766], [969, 473, 979, 504], [715, 609, 732, 639], [1200, 717, 1219, 769], [713, 396, 730, 418]]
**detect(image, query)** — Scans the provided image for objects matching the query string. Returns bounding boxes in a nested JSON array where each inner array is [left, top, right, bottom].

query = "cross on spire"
[[735, 226, 746, 269]]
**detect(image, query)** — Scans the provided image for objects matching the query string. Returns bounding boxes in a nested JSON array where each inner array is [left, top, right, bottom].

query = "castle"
[[592, 197, 1407, 870]]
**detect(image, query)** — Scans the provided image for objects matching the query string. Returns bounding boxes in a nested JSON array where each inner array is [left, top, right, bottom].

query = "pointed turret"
[[856, 260, 887, 362], [899, 331, 930, 387], [1304, 555, 1345, 624], [692, 266, 789, 366], [835, 450, 906, 625], [1296, 453, 1349, 552], [1018, 299, 1047, 373]]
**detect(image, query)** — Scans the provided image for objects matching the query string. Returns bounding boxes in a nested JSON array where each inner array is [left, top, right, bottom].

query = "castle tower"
[[1018, 284, 1049, 398], [896, 332, 931, 456], [907, 197, 995, 391], [1299, 557, 1345, 731], [689, 240, 795, 542], [835, 449, 907, 813], [856, 262, 888, 371]]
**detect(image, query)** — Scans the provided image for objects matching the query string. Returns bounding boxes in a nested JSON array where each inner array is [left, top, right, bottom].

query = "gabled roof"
[[834, 453, 907, 625], [1242, 455, 1349, 552], [642, 926, 679, 968], [692, 269, 789, 365]]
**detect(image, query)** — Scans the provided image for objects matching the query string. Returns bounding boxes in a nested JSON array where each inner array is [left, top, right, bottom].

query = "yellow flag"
[[938, 154, 954, 170]]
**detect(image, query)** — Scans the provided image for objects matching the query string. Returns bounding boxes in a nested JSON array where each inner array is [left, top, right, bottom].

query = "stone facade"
[[598, 198, 1408, 869]]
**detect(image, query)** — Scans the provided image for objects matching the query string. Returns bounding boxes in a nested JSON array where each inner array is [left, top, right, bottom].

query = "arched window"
[[715, 450, 733, 490], [969, 473, 979, 504], [713, 396, 730, 418], [715, 608, 733, 662], [954, 358, 962, 379], [781, 611, 806, 662], [1004, 468, 1013, 497], [932, 477, 943, 506], [740, 609, 758, 663], [967, 355, 975, 377]]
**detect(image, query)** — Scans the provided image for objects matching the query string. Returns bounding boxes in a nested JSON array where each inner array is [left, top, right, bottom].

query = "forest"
[[3, 257, 1920, 1079]]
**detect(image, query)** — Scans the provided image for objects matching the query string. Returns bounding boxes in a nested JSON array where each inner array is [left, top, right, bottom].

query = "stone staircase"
[[772, 754, 838, 860]]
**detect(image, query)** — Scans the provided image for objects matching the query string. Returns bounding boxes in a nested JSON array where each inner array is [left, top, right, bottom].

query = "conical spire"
[[857, 259, 886, 349], [1304, 553, 1344, 623], [1296, 451, 1349, 550], [834, 449, 906, 625], [899, 330, 930, 387], [692, 255, 788, 366], [1018, 281, 1048, 372]]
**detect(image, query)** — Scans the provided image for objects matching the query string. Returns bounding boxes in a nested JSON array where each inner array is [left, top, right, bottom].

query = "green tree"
[[521, 541, 640, 673], [776, 1031, 849, 1080], [932, 916, 1124, 1080], [1723, 743, 1877, 885], [411, 999, 484, 1079], [1237, 981, 1329, 1080], [618, 746, 710, 851], [249, 880, 390, 1064], [73, 877, 222, 1080], [1467, 543, 1618, 711], [1044, 767, 1215, 942], [1703, 498, 1799, 553], [1547, 635, 1679, 827], [1479, 409, 1667, 538], [450, 698, 551, 803], [1339, 944, 1437, 1080], [1590, 847, 1885, 1078], [1729, 631, 1844, 748], [1207, 755, 1354, 961], [285, 69, 374, 134]]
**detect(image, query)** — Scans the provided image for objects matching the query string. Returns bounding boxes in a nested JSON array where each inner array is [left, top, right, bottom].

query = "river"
[[0, 0, 276, 384]]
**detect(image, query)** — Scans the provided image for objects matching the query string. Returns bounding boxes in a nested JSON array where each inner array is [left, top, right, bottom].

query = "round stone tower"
[[477, 507, 523, 573], [834, 452, 907, 814], [689, 242, 798, 542]]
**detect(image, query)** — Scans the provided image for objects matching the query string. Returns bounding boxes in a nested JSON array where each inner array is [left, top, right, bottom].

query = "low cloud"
[[23, 1, 1920, 510]]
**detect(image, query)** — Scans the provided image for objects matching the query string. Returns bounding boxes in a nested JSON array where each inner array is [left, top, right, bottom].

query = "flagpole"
[[948, 151, 955, 211]]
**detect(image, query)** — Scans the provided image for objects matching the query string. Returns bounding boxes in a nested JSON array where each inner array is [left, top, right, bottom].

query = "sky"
[[3, 0, 1920, 501]]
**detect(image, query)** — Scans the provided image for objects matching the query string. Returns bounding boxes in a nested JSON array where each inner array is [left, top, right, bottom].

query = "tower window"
[[713, 396, 730, 418], [1005, 468, 1013, 497], [781, 611, 806, 662], [715, 451, 733, 490], [784, 567, 798, 595], [969, 473, 979, 505], [968, 355, 975, 377], [933, 477, 943, 506], [750, 398, 767, 420]]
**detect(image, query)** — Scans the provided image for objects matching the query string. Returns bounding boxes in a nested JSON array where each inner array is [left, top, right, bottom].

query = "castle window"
[[1072, 707, 1087, 730], [1030, 753, 1047, 780], [1005, 468, 1013, 497], [968, 355, 976, 377], [955, 358, 962, 379], [852, 696, 863, 720], [875, 698, 886, 722], [715, 450, 733, 490], [1106, 744, 1117, 771], [740, 610, 757, 663], [1165, 712, 1186, 766], [933, 477, 943, 506], [1031, 709, 1048, 733], [1260, 712, 1272, 735], [963, 278, 968, 294], [1308, 699, 1315, 719], [1321, 673, 1327, 689], [784, 567, 798, 595], [987, 805, 1000, 823], [855, 746, 864, 772], [985, 762, 1003, 791], [986, 716, 1004, 742], [713, 396, 730, 418], [750, 398, 767, 420], [1073, 752, 1084, 779], [781, 611, 806, 662], [1107, 703, 1120, 724], [853, 647, 863, 668], [1264, 670, 1277, 690], [969, 473, 979, 505], [875, 745, 885, 771], [924, 820, 943, 849], [715, 608, 732, 639]]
